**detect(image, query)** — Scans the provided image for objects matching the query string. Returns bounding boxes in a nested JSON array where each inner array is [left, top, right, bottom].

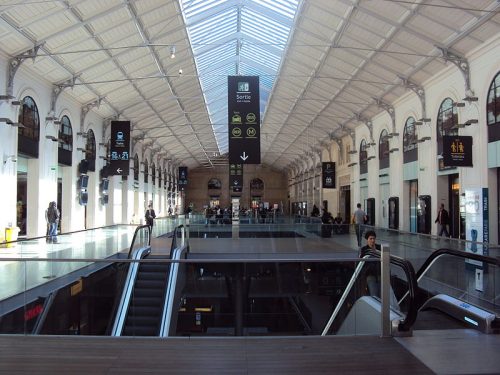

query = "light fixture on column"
[[389, 148, 399, 153], [45, 135, 60, 142], [77, 132, 88, 137], [77, 147, 85, 152], [465, 119, 478, 126], [367, 156, 375, 161], [3, 155, 17, 165], [453, 102, 465, 108], [170, 46, 176, 59], [463, 96, 478, 102]]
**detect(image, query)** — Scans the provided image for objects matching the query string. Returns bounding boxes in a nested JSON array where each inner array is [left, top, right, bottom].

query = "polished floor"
[[1, 218, 499, 374]]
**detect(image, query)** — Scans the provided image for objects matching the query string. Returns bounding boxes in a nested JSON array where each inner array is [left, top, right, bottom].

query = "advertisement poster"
[[465, 188, 489, 290]]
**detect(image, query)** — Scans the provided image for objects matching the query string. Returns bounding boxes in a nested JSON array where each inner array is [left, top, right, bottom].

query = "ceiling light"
[[178, 68, 183, 76], [170, 46, 176, 59]]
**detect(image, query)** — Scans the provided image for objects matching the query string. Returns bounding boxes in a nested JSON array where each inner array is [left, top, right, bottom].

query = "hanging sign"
[[228, 76, 260, 164], [322, 162, 336, 189], [178, 167, 188, 191], [229, 163, 243, 192], [442, 136, 473, 167], [110, 121, 130, 176]]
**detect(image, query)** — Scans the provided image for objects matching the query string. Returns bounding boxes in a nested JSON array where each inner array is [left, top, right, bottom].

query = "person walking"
[[145, 203, 156, 234], [435, 203, 450, 237], [352, 203, 367, 247], [46, 201, 60, 243]]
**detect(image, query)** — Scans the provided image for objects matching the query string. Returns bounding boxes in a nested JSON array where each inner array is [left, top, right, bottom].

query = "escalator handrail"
[[322, 250, 418, 335], [362, 249, 418, 332], [159, 243, 188, 337], [170, 225, 187, 258], [127, 225, 151, 259], [416, 248, 500, 280]]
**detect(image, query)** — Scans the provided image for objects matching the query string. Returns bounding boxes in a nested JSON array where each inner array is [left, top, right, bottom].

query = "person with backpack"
[[46, 201, 60, 243]]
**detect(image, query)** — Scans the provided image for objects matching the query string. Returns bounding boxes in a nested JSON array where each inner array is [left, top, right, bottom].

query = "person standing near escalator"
[[145, 203, 156, 234], [46, 201, 60, 243]]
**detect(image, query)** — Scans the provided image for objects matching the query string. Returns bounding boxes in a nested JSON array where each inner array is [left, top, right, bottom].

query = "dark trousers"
[[355, 224, 362, 246]]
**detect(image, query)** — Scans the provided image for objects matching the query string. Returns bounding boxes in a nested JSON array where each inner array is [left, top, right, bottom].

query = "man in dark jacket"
[[435, 203, 450, 237], [46, 201, 60, 243], [145, 204, 156, 233]]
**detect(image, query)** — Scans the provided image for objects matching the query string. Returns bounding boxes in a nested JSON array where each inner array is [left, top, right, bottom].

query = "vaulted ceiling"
[[0, 0, 498, 170]]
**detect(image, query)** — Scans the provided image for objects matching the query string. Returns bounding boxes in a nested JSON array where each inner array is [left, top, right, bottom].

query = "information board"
[[322, 162, 336, 189], [178, 167, 187, 191], [228, 76, 260, 164], [229, 163, 243, 192], [109, 121, 130, 176]]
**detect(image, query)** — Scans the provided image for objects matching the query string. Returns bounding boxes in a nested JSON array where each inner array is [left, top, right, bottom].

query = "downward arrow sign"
[[240, 152, 249, 161]]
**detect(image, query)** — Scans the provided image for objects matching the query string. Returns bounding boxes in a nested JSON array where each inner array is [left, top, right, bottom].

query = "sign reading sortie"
[[228, 76, 261, 165]]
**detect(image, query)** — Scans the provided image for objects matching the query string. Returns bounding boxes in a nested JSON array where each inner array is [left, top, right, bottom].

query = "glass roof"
[[180, 0, 299, 155]]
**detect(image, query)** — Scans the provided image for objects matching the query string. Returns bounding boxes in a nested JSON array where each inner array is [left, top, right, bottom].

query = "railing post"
[[380, 243, 391, 337]]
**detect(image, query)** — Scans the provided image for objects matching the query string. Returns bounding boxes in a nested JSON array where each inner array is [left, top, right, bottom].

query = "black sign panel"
[[178, 166, 187, 191], [229, 163, 243, 190], [442, 136, 473, 167], [110, 121, 130, 176], [322, 162, 336, 189], [228, 76, 260, 164]]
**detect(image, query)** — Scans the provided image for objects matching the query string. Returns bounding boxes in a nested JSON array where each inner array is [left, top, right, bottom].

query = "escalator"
[[121, 255, 170, 336], [112, 224, 188, 337], [410, 248, 500, 334]]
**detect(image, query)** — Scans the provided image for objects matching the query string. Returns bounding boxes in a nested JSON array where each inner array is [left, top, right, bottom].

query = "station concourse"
[[0, 1, 500, 374]]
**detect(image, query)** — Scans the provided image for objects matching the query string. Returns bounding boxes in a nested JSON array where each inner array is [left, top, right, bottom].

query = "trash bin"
[[5, 226, 19, 247]]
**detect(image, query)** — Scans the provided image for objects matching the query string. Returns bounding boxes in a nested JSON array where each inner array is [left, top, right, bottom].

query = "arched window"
[[59, 115, 73, 152], [437, 98, 458, 155], [18, 96, 40, 157], [487, 71, 500, 143], [379, 129, 390, 169], [359, 139, 368, 175], [85, 129, 96, 171], [208, 178, 222, 189], [151, 162, 156, 186], [133, 154, 139, 181], [250, 178, 264, 190], [403, 117, 418, 164], [144, 159, 149, 183], [57, 115, 73, 166]]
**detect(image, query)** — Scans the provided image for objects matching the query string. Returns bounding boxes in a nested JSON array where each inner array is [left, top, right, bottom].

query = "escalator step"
[[125, 316, 159, 326], [138, 264, 170, 273], [135, 279, 165, 289], [122, 326, 158, 336], [136, 271, 169, 281], [131, 297, 164, 307], [132, 288, 164, 298], [127, 306, 162, 316]]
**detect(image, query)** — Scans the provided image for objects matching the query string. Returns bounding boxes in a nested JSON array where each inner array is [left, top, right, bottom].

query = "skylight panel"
[[180, 0, 299, 157], [251, 0, 299, 19], [182, 0, 228, 19]]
